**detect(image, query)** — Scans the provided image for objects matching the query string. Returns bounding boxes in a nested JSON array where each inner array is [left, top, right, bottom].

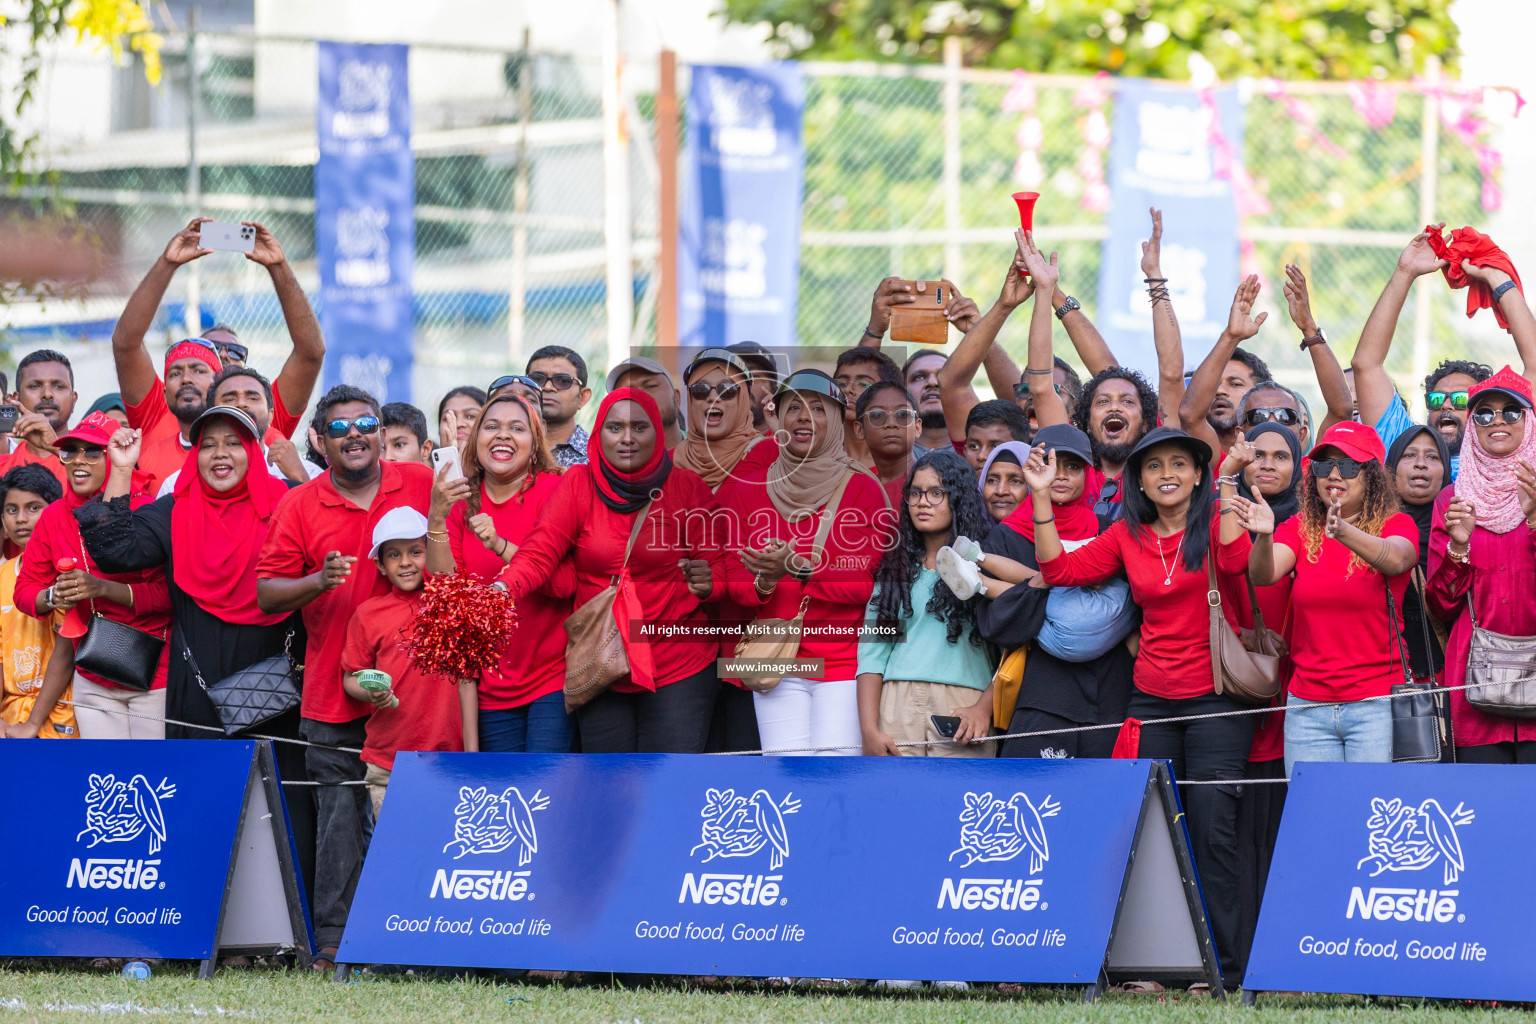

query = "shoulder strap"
[[1244, 573, 1268, 633], [809, 472, 855, 564], [1384, 582, 1414, 685], [621, 501, 651, 566]]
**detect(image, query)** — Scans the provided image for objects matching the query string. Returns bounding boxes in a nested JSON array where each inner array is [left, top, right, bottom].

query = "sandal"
[[1110, 980, 1165, 994], [309, 946, 339, 973]]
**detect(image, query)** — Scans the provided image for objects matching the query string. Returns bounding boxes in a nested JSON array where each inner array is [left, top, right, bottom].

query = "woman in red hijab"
[[15, 410, 172, 740], [499, 387, 727, 753]]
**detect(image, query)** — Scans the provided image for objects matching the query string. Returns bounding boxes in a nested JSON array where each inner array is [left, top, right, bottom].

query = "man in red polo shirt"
[[110, 217, 324, 488], [256, 384, 432, 970], [0, 349, 77, 485]]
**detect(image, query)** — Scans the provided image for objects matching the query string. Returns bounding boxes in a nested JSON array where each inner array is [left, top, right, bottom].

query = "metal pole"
[[184, 6, 201, 339], [509, 27, 532, 368], [656, 49, 679, 356], [942, 35, 962, 294], [1410, 54, 1441, 415], [601, 0, 633, 372]]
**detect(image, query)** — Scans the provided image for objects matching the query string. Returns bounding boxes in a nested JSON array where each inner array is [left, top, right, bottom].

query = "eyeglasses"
[[1310, 456, 1364, 479], [1471, 406, 1525, 426], [488, 375, 541, 396], [1244, 407, 1300, 427], [1012, 382, 1064, 398], [58, 447, 105, 464], [904, 486, 949, 506], [833, 377, 876, 395], [1426, 390, 1470, 411], [861, 407, 918, 427], [324, 415, 381, 439], [210, 341, 248, 365], [528, 371, 582, 391], [685, 380, 741, 401]]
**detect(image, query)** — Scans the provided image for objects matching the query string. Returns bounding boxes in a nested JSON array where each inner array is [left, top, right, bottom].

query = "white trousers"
[[752, 677, 860, 756], [69, 673, 166, 740]]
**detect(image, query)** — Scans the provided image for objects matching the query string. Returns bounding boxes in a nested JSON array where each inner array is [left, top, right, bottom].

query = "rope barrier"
[[51, 698, 364, 754]]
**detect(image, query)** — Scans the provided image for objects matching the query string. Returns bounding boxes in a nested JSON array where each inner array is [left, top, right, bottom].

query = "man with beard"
[[525, 344, 592, 466], [0, 350, 75, 483], [1351, 225, 1532, 479], [902, 350, 951, 455], [606, 356, 683, 450], [256, 384, 432, 972], [111, 217, 325, 490]]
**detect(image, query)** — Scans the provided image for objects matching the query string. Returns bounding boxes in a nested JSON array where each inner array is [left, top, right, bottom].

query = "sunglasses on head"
[[1426, 390, 1470, 411], [528, 371, 581, 391], [489, 374, 541, 396], [1471, 405, 1526, 427], [686, 380, 741, 401], [325, 415, 381, 439], [1012, 382, 1064, 398], [1244, 406, 1299, 427], [1310, 456, 1364, 480]]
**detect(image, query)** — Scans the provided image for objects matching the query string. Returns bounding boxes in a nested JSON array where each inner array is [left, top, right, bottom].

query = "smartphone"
[[931, 714, 962, 739], [898, 279, 947, 307], [890, 279, 950, 344], [430, 444, 464, 482], [0, 404, 18, 435], [198, 220, 256, 253]]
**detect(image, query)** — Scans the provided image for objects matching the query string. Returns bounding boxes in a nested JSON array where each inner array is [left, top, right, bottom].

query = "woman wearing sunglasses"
[[1385, 424, 1452, 687], [1427, 367, 1536, 763], [1232, 421, 1418, 771]]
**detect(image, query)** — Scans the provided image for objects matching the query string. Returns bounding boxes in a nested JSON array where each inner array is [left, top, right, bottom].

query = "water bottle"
[[121, 961, 152, 980]]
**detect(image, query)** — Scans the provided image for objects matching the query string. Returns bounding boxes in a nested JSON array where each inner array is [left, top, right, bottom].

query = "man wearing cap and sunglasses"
[[523, 345, 593, 466], [110, 217, 325, 491], [607, 355, 684, 450]]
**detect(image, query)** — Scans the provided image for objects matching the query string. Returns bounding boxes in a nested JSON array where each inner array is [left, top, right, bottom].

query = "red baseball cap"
[[54, 410, 120, 449], [1313, 420, 1386, 464], [1468, 364, 1534, 410]]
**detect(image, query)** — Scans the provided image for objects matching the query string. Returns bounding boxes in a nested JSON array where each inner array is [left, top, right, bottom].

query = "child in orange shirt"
[[0, 464, 76, 737]]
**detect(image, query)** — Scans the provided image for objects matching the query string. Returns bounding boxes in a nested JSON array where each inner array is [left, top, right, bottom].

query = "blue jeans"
[[1283, 693, 1393, 775], [479, 691, 575, 753]]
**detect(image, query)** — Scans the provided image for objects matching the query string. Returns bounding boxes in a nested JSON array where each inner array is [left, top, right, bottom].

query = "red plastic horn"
[[1011, 191, 1040, 233]]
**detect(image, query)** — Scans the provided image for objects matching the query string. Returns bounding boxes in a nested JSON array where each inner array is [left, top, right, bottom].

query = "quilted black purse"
[[187, 630, 301, 737]]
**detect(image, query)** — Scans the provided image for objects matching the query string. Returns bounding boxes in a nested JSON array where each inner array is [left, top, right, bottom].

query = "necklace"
[[1155, 531, 1185, 587]]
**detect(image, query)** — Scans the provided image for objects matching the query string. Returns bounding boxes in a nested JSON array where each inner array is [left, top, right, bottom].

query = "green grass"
[[0, 966, 1532, 1024]]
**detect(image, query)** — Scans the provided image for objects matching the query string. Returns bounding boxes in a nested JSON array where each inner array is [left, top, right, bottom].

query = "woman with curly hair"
[[1232, 421, 1419, 772], [856, 450, 996, 756], [426, 393, 573, 753]]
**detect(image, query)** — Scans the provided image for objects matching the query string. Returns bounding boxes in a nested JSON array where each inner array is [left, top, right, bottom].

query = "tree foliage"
[[720, 0, 1458, 80]]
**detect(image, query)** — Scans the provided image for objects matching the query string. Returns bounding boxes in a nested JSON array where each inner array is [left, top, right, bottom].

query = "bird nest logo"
[[1358, 797, 1474, 886], [951, 791, 1059, 874], [78, 774, 175, 855], [691, 788, 799, 871], [444, 786, 549, 865]]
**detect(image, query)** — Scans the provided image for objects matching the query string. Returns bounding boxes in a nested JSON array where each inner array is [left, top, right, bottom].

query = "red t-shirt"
[[499, 464, 726, 691], [0, 444, 66, 487], [126, 376, 302, 448], [448, 472, 575, 709], [716, 466, 892, 682], [340, 587, 462, 769], [15, 496, 172, 691], [1214, 529, 1296, 763], [1039, 516, 1235, 700], [1274, 513, 1419, 703], [257, 460, 434, 722]]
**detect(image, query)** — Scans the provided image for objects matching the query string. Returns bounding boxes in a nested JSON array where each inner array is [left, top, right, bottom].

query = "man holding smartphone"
[[0, 352, 75, 485], [110, 217, 325, 491]]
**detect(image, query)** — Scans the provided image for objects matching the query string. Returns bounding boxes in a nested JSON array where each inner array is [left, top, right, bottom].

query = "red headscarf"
[[1002, 471, 1100, 544], [169, 411, 292, 625], [588, 387, 673, 513]]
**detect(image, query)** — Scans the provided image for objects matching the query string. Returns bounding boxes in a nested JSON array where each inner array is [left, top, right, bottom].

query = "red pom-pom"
[[401, 573, 517, 681]]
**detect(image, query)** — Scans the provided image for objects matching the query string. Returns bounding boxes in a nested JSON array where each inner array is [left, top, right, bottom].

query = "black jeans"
[[1000, 707, 1117, 759], [1129, 689, 1255, 984], [704, 681, 762, 754], [1455, 740, 1536, 763], [300, 716, 369, 950], [578, 663, 719, 753]]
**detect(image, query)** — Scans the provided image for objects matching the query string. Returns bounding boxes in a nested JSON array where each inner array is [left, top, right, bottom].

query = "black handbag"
[[1387, 580, 1449, 764], [187, 631, 301, 737], [69, 542, 165, 692]]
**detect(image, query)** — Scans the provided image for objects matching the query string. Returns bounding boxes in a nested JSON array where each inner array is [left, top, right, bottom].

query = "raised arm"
[[1282, 264, 1353, 433], [1352, 226, 1448, 427], [111, 218, 212, 407], [1016, 230, 1070, 428], [1141, 209, 1186, 424], [936, 260, 1035, 438], [1459, 260, 1536, 388], [246, 222, 325, 420], [1231, 490, 1295, 585], [858, 277, 918, 348], [1179, 275, 1267, 460]]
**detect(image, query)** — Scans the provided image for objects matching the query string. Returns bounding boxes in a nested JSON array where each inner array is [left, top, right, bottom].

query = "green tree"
[[722, 0, 1458, 80]]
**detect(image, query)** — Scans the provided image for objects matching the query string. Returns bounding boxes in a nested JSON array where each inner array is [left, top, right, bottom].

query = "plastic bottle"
[[122, 960, 152, 980]]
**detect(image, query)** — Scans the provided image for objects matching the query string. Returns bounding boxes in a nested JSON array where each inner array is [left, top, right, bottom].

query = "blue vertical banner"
[[678, 64, 805, 349], [1098, 81, 1242, 381], [316, 42, 414, 403]]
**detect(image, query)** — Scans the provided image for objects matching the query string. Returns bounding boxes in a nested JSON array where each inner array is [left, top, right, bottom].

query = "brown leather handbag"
[[1205, 561, 1284, 706], [562, 501, 650, 711], [733, 474, 852, 693]]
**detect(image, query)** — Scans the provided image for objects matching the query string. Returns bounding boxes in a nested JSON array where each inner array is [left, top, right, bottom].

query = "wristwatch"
[[1054, 295, 1081, 321], [1300, 328, 1327, 351]]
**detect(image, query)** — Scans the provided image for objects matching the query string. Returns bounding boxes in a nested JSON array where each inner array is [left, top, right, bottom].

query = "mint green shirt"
[[856, 568, 992, 690]]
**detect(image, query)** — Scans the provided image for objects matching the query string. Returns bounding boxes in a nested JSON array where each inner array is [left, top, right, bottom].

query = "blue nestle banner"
[[317, 41, 414, 404], [1098, 80, 1242, 382], [678, 64, 804, 349], [340, 753, 1174, 980], [1246, 763, 1536, 1001], [0, 740, 256, 959]]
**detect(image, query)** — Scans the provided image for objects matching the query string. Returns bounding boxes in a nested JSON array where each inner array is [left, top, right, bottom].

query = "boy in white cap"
[[340, 507, 465, 816]]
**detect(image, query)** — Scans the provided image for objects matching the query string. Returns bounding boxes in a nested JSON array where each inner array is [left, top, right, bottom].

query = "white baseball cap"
[[368, 506, 431, 560]]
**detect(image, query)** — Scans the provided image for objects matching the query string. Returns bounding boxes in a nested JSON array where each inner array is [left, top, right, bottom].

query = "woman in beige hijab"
[[672, 348, 777, 491]]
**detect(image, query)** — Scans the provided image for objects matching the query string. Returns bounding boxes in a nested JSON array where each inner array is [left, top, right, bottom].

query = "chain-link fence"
[[0, 38, 1512, 421]]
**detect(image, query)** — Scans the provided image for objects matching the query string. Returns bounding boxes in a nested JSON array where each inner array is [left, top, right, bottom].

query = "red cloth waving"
[[1427, 224, 1523, 331]]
